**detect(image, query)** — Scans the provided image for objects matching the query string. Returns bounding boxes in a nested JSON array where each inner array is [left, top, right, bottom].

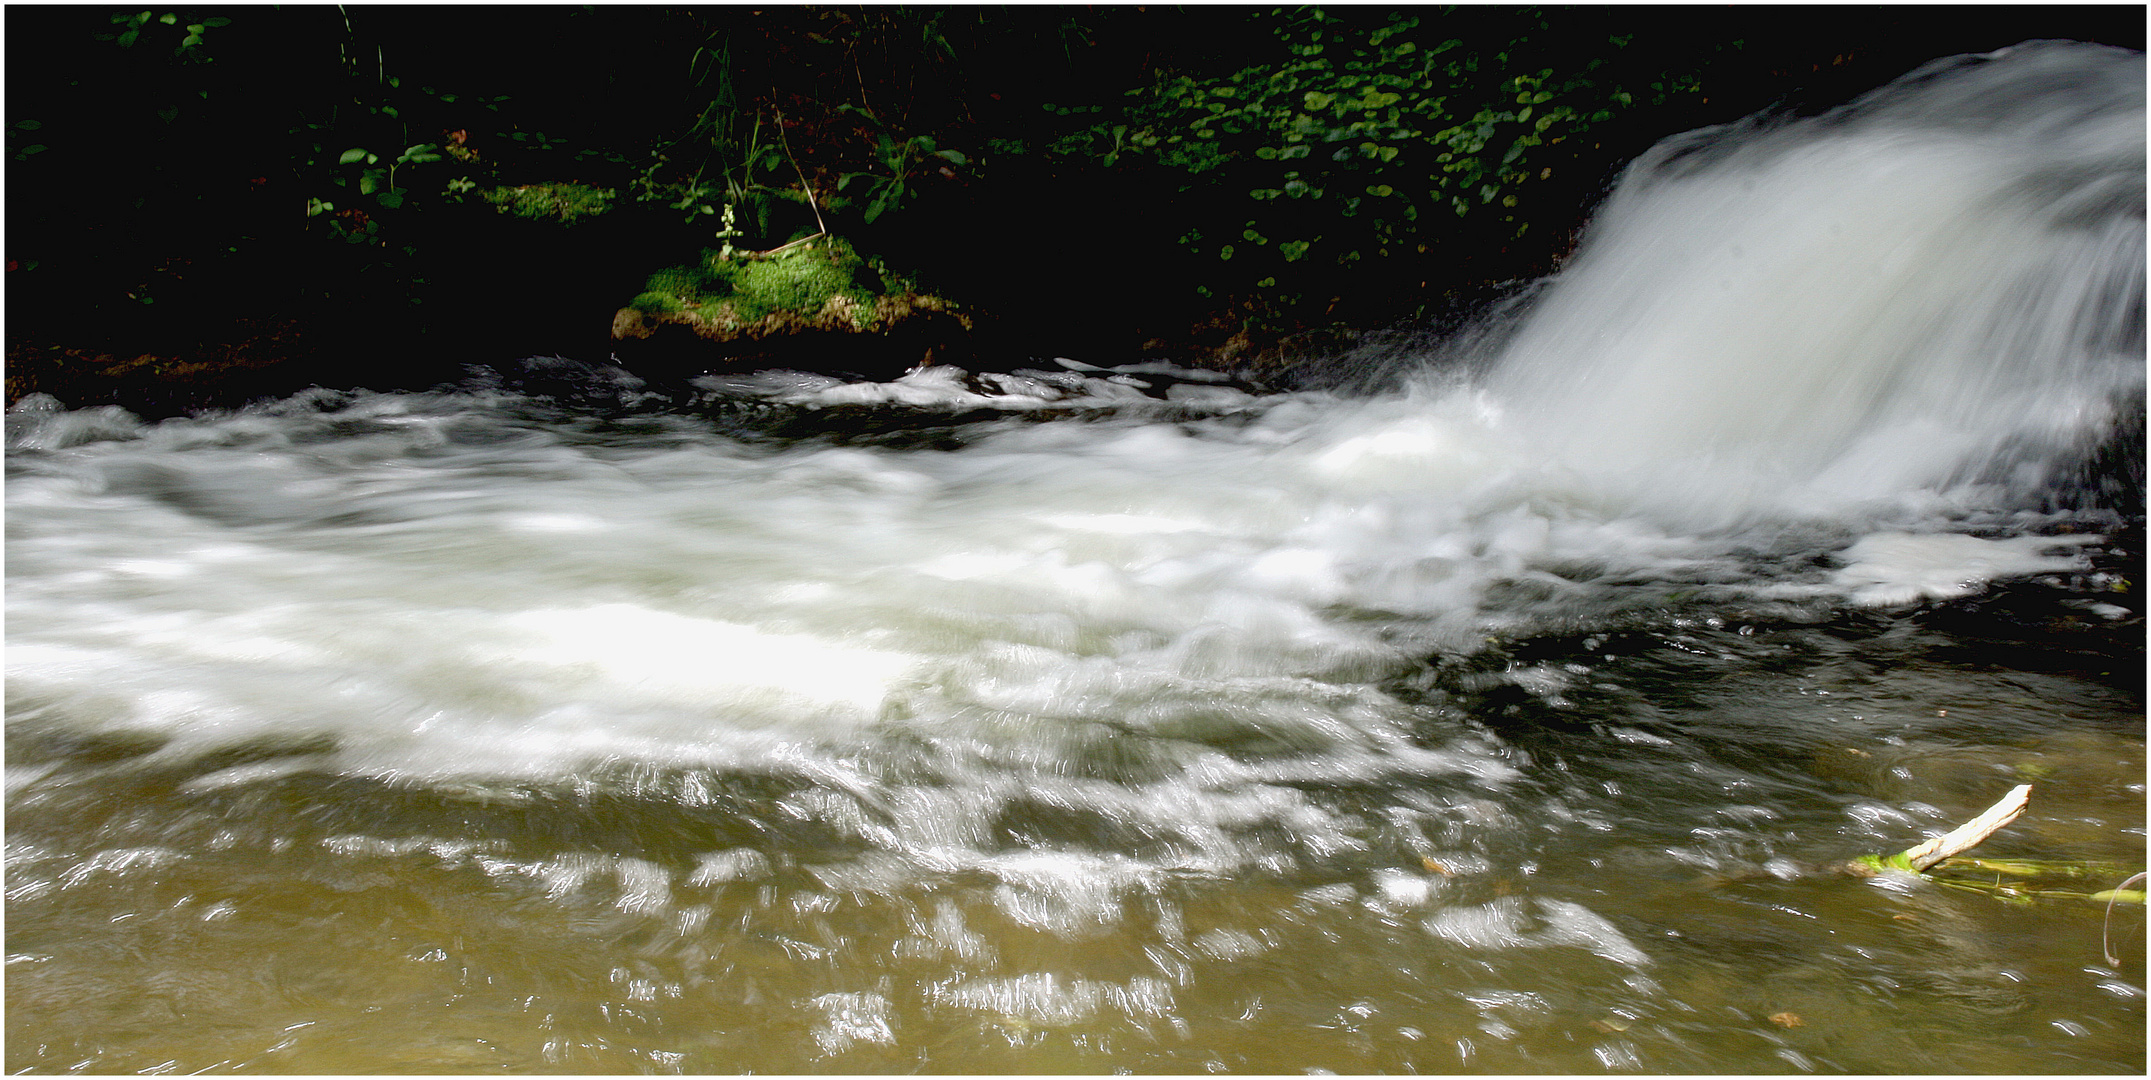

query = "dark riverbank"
[[7, 7, 2143, 415]]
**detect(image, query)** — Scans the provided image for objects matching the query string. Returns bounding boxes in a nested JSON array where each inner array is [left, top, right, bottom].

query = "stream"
[[6, 40, 2145, 1074]]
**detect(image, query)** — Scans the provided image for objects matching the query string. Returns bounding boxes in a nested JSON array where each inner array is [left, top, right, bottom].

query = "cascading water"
[[6, 42, 2143, 1074], [1489, 41, 2144, 521]]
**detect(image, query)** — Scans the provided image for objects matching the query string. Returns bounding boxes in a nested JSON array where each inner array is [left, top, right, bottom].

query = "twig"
[[772, 108, 827, 236], [2106, 871, 2148, 968], [753, 232, 825, 258], [1900, 784, 2032, 871], [1848, 784, 2032, 876]]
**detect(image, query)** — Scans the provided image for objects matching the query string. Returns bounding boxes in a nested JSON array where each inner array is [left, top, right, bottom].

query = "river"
[[6, 41, 2144, 1074]]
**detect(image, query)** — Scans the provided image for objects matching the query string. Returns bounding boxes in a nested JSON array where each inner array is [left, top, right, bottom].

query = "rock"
[[609, 235, 974, 381]]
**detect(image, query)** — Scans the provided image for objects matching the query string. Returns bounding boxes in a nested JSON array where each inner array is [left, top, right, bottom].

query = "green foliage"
[[833, 108, 969, 224], [10, 119, 48, 162], [654, 104, 789, 240], [481, 181, 615, 225], [1083, 6, 1705, 300], [630, 234, 889, 331], [104, 9, 230, 58]]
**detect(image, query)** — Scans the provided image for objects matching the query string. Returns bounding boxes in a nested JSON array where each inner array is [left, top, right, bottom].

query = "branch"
[[1850, 784, 2032, 875], [772, 108, 828, 236], [752, 232, 825, 258]]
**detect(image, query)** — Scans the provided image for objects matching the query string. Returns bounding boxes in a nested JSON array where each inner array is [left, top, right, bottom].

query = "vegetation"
[[1070, 8, 1709, 310], [621, 234, 953, 337], [4, 5, 2141, 404], [482, 182, 616, 227]]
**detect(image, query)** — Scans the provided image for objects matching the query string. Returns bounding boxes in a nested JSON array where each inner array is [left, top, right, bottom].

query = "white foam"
[[495, 604, 917, 714], [1831, 531, 2097, 605]]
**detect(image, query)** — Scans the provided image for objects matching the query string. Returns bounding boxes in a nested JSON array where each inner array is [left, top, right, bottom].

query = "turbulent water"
[[7, 42, 2146, 1074]]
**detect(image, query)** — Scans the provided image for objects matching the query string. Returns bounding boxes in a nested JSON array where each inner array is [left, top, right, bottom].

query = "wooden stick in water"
[[1900, 784, 2032, 871], [1849, 784, 2032, 876]]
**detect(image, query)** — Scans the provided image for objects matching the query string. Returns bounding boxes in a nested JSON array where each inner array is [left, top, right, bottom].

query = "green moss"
[[643, 266, 706, 300], [619, 233, 962, 342], [483, 182, 615, 226], [628, 291, 686, 316], [639, 236, 872, 319]]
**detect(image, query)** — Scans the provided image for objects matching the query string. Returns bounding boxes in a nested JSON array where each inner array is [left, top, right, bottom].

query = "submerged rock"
[[610, 234, 974, 381]]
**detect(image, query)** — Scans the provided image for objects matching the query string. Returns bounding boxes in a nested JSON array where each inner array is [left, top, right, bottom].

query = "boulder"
[[609, 234, 974, 381]]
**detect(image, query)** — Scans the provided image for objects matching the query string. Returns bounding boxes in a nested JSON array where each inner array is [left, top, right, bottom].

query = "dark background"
[[6, 5, 2143, 412]]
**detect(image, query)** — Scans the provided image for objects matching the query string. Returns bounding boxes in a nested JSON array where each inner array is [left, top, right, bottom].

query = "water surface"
[[6, 40, 2145, 1074]]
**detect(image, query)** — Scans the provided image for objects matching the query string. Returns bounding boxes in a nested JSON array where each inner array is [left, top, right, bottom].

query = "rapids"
[[6, 41, 2144, 1074]]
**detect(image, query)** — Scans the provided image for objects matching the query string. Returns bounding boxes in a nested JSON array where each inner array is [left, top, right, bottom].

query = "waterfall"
[[1485, 41, 2144, 521]]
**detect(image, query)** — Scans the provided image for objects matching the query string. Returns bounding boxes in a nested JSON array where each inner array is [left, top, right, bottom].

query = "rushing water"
[[7, 42, 2146, 1075]]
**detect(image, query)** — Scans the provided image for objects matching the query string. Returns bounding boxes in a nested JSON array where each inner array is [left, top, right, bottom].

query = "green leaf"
[[338, 148, 370, 165], [374, 190, 405, 209], [158, 13, 177, 24], [1303, 91, 1334, 110]]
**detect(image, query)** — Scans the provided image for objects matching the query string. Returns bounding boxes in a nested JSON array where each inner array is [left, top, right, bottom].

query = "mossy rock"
[[612, 235, 974, 380]]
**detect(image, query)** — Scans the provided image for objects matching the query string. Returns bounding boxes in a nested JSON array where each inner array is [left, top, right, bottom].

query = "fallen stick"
[[1848, 784, 2032, 876]]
